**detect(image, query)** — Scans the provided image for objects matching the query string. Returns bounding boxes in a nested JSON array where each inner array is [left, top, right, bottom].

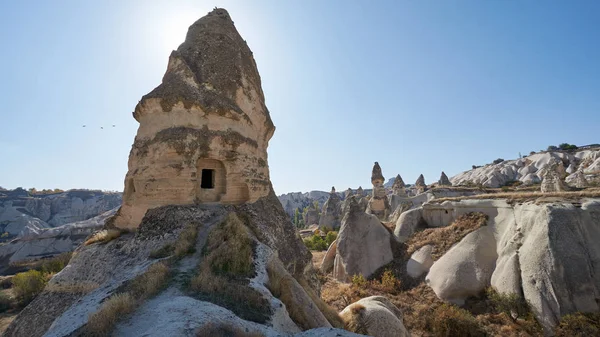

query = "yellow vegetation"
[[84, 229, 122, 246]]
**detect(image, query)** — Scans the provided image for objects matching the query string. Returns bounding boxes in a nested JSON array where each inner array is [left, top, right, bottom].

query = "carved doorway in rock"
[[196, 159, 226, 202]]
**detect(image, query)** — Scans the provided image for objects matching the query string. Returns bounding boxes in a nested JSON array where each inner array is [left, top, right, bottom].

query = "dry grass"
[[128, 262, 170, 298], [195, 322, 265, 337], [554, 312, 600, 337], [84, 229, 122, 246], [87, 293, 136, 337], [149, 222, 200, 260], [0, 313, 17, 335], [189, 213, 271, 324], [406, 212, 488, 259], [431, 188, 600, 204], [174, 223, 199, 258], [86, 262, 171, 336], [311, 250, 326, 269]]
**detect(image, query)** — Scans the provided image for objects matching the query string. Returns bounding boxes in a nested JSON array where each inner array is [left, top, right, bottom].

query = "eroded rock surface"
[[114, 8, 276, 229], [319, 187, 342, 229], [334, 197, 393, 282], [340, 296, 410, 337], [417, 198, 600, 332]]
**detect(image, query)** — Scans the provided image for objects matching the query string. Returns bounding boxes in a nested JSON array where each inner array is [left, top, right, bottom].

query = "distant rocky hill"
[[0, 188, 122, 239], [451, 148, 600, 187]]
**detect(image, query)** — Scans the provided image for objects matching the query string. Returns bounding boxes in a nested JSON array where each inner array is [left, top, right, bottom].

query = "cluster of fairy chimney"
[[329, 162, 452, 222]]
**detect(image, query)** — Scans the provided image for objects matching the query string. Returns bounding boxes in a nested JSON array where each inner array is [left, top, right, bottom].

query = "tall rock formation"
[[366, 162, 391, 221], [415, 174, 426, 194], [356, 186, 364, 197], [319, 187, 343, 229], [438, 171, 451, 186], [391, 174, 407, 197], [334, 197, 393, 282], [4, 9, 352, 337], [114, 8, 275, 229], [344, 188, 353, 200], [303, 203, 320, 227], [541, 162, 566, 193]]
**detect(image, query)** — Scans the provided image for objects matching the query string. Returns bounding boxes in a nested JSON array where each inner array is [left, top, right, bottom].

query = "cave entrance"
[[196, 159, 226, 202], [201, 169, 215, 189]]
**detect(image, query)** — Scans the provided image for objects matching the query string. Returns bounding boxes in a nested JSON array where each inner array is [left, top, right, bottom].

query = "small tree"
[[547, 145, 559, 151], [294, 209, 300, 228]]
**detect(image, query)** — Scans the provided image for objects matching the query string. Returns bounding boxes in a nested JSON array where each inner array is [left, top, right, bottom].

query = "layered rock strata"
[[114, 8, 275, 229]]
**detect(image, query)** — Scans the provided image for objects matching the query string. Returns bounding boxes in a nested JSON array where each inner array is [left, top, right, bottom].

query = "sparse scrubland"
[[189, 213, 272, 324], [316, 212, 551, 336]]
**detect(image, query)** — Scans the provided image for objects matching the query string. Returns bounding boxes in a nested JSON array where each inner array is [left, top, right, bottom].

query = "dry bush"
[[87, 293, 136, 337], [407, 212, 488, 259], [40, 252, 72, 274], [174, 223, 199, 258], [195, 322, 265, 337], [431, 304, 485, 337], [129, 262, 170, 298], [190, 213, 271, 324], [203, 214, 254, 277], [12, 270, 48, 306], [86, 262, 171, 336], [84, 229, 121, 246], [555, 312, 600, 337]]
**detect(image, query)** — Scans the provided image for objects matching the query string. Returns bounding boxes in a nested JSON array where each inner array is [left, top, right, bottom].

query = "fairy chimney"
[[438, 172, 451, 186], [415, 174, 426, 194], [367, 162, 391, 220], [114, 8, 274, 229]]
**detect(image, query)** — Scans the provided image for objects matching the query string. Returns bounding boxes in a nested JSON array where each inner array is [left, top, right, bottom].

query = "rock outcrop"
[[540, 162, 566, 192], [406, 245, 433, 278], [303, 204, 320, 227], [366, 162, 391, 221], [344, 188, 353, 199], [0, 208, 118, 275], [415, 174, 426, 194], [391, 174, 407, 197], [438, 171, 451, 186], [565, 170, 589, 188], [355, 186, 364, 197], [0, 189, 121, 239], [5, 9, 348, 337], [113, 8, 276, 229], [334, 197, 393, 282], [339, 296, 410, 337], [413, 199, 600, 333], [278, 191, 330, 217], [319, 187, 343, 229], [451, 148, 600, 187]]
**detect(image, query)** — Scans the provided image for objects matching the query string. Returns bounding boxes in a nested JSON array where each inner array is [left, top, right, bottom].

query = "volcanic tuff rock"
[[0, 208, 118, 275], [451, 148, 600, 187], [438, 171, 451, 186], [5, 9, 350, 337], [391, 174, 407, 197], [278, 191, 331, 217], [540, 162, 566, 192], [319, 187, 343, 229], [339, 296, 410, 337], [303, 204, 320, 227], [0, 189, 121, 238], [414, 174, 426, 194], [334, 197, 393, 282], [114, 8, 275, 229], [367, 162, 391, 221], [566, 170, 589, 188], [417, 199, 600, 333]]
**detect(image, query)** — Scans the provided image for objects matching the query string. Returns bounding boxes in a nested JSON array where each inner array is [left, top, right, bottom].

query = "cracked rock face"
[[115, 8, 275, 229]]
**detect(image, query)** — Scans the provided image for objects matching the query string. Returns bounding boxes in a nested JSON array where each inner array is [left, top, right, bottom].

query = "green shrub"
[[325, 231, 337, 247], [431, 304, 484, 337], [486, 288, 530, 321], [40, 252, 72, 274], [12, 270, 47, 305], [555, 312, 600, 337], [303, 234, 328, 251]]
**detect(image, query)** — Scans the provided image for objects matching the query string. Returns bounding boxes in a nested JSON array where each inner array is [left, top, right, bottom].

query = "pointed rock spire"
[[438, 172, 451, 186], [371, 162, 385, 185], [415, 174, 426, 194]]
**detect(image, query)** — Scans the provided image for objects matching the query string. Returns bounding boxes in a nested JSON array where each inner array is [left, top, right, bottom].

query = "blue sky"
[[1, 0, 599, 195]]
